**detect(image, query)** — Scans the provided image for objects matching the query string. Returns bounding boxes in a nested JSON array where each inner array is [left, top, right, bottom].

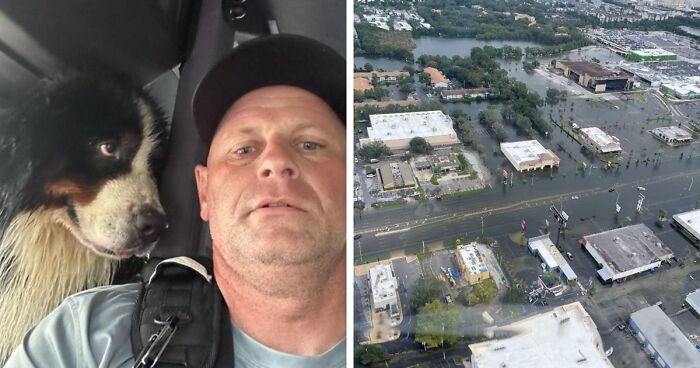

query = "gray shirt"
[[5, 283, 345, 368]]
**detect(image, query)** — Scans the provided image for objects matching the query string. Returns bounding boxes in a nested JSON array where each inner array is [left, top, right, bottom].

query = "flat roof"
[[630, 48, 676, 57], [367, 110, 457, 141], [580, 127, 622, 153], [686, 289, 700, 315], [558, 60, 627, 79], [663, 82, 700, 96], [368, 264, 397, 305], [528, 235, 577, 281], [469, 302, 614, 368], [457, 244, 488, 276], [673, 208, 700, 241], [583, 224, 674, 274], [651, 126, 694, 140], [500, 140, 559, 165], [630, 305, 700, 367]]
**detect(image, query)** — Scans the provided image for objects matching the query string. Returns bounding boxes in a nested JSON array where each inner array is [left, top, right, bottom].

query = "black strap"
[[130, 256, 233, 368]]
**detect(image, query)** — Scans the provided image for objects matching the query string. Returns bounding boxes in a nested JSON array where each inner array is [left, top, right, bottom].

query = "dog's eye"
[[97, 141, 119, 157]]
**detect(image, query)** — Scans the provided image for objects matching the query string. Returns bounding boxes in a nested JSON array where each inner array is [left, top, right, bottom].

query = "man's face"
[[195, 86, 346, 268]]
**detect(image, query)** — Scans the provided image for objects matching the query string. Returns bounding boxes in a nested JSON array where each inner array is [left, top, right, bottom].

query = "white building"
[[582, 224, 674, 282], [528, 235, 577, 281], [368, 264, 399, 317], [469, 302, 614, 368], [650, 126, 694, 144], [500, 140, 560, 172], [686, 289, 700, 315], [672, 208, 700, 245], [579, 127, 622, 153], [629, 304, 700, 368], [359, 111, 460, 151]]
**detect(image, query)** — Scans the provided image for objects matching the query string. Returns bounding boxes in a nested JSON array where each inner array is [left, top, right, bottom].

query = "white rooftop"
[[632, 48, 676, 57], [368, 264, 397, 305], [663, 82, 700, 96], [470, 302, 614, 368], [631, 304, 700, 367], [686, 289, 700, 315], [580, 127, 621, 153], [457, 244, 488, 276], [367, 111, 456, 141], [500, 140, 552, 165], [528, 235, 577, 281], [651, 126, 694, 140], [673, 208, 700, 242]]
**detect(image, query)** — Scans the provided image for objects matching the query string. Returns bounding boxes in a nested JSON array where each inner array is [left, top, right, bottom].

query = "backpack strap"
[[131, 256, 233, 368]]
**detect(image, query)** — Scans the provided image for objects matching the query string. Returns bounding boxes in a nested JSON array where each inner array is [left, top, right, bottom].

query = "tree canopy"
[[409, 137, 434, 154], [415, 300, 460, 348], [411, 276, 444, 310], [358, 141, 392, 160], [354, 345, 389, 365]]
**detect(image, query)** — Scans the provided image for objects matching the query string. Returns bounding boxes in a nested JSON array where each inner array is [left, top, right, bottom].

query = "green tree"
[[409, 137, 434, 154], [399, 80, 415, 94], [411, 277, 443, 310], [354, 345, 389, 365], [658, 208, 667, 220], [363, 62, 374, 72], [419, 72, 431, 84], [358, 141, 392, 160], [415, 300, 460, 348]]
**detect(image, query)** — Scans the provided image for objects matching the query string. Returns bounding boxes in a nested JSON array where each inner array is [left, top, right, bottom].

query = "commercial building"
[[469, 302, 614, 368], [627, 48, 677, 62], [429, 153, 461, 173], [368, 264, 399, 317], [582, 224, 674, 282], [579, 127, 622, 153], [662, 82, 700, 100], [423, 66, 449, 89], [618, 61, 700, 86], [629, 304, 700, 368], [360, 111, 460, 151], [528, 235, 577, 282], [686, 289, 700, 316], [377, 162, 416, 190], [650, 126, 694, 144], [672, 208, 700, 245], [439, 87, 490, 100], [455, 243, 490, 284], [556, 60, 633, 92], [500, 140, 560, 172]]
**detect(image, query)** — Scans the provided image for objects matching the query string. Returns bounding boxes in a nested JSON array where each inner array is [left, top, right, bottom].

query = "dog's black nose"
[[135, 207, 167, 243]]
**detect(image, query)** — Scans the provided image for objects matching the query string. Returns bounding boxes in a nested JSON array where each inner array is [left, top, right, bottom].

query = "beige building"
[[359, 110, 460, 151], [556, 60, 632, 92], [353, 70, 409, 82], [378, 162, 416, 190], [500, 140, 560, 172], [579, 127, 621, 153], [456, 243, 490, 284]]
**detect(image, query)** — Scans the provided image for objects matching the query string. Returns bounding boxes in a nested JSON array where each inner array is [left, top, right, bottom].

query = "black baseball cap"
[[192, 34, 346, 145]]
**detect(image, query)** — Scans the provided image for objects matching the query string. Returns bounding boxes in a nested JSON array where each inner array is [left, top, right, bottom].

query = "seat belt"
[[131, 256, 233, 368]]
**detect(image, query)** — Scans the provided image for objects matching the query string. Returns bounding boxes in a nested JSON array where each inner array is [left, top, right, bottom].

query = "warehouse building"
[[368, 264, 399, 317], [650, 126, 694, 144], [685, 289, 700, 316], [582, 224, 674, 283], [455, 243, 490, 284], [629, 304, 700, 368], [377, 162, 416, 190], [528, 235, 577, 282], [359, 111, 460, 151], [500, 140, 560, 172], [672, 208, 700, 245], [469, 302, 614, 368], [556, 60, 633, 92], [627, 48, 677, 62], [661, 82, 700, 100], [579, 127, 622, 153]]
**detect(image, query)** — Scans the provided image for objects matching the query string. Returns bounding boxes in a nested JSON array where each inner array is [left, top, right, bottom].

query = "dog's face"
[[6, 73, 169, 259]]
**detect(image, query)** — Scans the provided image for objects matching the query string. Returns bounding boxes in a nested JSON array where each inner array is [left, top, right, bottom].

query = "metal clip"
[[133, 315, 179, 368]]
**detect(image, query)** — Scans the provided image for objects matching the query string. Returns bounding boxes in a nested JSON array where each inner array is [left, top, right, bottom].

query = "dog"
[[0, 70, 169, 362]]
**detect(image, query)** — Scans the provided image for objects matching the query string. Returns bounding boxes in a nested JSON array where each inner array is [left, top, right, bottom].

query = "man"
[[5, 34, 346, 367]]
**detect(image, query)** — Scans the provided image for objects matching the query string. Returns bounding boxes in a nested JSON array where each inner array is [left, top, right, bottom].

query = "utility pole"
[[690, 176, 694, 192], [358, 240, 363, 263], [481, 215, 484, 236]]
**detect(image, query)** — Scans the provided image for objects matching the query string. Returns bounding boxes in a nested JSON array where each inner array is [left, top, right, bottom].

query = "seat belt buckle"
[[133, 315, 180, 368]]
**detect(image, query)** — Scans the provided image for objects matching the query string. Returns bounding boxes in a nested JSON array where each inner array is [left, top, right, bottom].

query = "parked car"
[[366, 173, 376, 178], [353, 234, 361, 240], [566, 252, 574, 260]]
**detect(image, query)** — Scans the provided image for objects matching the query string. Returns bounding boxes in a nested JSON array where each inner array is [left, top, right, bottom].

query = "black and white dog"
[[0, 70, 169, 361]]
